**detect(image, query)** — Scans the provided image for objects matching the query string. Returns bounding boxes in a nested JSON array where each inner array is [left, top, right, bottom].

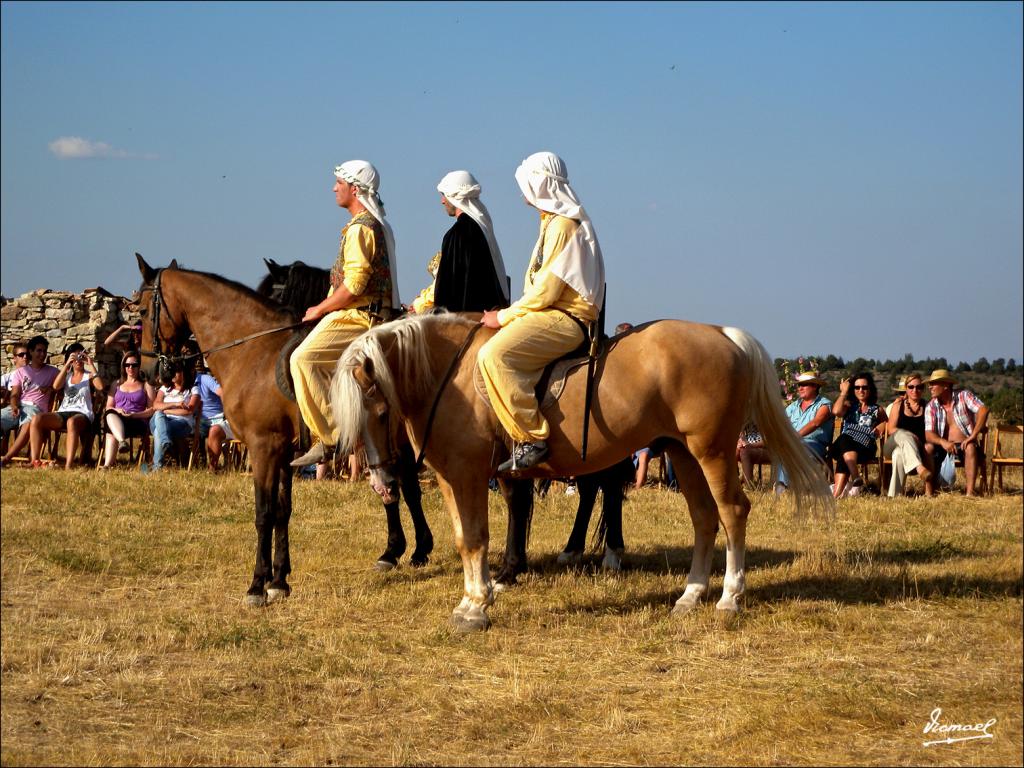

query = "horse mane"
[[172, 267, 296, 319], [331, 312, 476, 454], [255, 260, 331, 317]]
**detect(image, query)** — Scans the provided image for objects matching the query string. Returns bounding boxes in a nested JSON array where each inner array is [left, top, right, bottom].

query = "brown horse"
[[331, 312, 832, 631], [135, 255, 314, 605]]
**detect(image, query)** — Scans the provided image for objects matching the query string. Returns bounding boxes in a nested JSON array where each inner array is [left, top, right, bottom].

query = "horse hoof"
[[244, 593, 267, 608], [556, 550, 583, 566], [410, 553, 430, 568], [671, 592, 703, 617], [715, 608, 741, 630], [449, 607, 490, 633], [601, 547, 624, 571], [266, 587, 289, 604], [374, 559, 397, 572]]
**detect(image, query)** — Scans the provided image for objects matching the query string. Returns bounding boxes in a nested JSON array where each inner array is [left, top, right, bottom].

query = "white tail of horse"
[[723, 327, 835, 517]]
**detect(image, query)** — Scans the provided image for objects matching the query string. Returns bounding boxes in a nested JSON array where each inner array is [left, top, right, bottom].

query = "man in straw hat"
[[775, 372, 833, 494], [290, 160, 399, 468], [409, 170, 509, 314], [923, 369, 989, 496], [478, 151, 605, 473]]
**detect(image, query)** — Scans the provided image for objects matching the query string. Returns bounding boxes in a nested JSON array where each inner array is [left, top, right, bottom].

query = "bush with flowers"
[[776, 356, 822, 403]]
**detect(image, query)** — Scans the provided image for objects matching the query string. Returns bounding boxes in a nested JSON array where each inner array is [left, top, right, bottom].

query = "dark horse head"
[[255, 258, 330, 316], [134, 252, 192, 382]]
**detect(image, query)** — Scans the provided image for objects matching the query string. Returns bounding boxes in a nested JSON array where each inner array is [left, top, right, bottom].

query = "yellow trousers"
[[290, 308, 372, 445], [477, 309, 585, 443]]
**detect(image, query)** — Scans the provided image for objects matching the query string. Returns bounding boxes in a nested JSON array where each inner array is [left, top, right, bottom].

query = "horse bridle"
[[137, 268, 313, 373]]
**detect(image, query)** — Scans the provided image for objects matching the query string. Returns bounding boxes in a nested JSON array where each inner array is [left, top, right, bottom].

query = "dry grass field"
[[1, 466, 1021, 766]]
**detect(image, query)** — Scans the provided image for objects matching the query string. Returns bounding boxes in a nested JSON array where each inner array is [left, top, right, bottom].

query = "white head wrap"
[[334, 160, 400, 306], [513, 151, 605, 308], [437, 170, 509, 302]]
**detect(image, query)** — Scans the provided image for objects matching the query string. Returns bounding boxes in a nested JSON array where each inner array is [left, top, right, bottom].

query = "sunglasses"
[[124, 362, 140, 368], [14, 352, 28, 359], [906, 384, 924, 391], [853, 385, 870, 391]]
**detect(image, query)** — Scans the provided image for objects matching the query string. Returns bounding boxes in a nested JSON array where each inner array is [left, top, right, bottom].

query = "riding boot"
[[291, 441, 333, 468]]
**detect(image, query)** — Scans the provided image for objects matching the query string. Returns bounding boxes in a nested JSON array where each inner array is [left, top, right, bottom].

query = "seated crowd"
[[1, 336, 236, 474], [0, 335, 997, 497]]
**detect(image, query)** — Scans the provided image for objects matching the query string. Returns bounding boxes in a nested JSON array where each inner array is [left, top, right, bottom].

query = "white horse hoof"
[[450, 606, 490, 633], [492, 581, 508, 593], [557, 550, 583, 566], [244, 593, 267, 608], [266, 588, 289, 604], [671, 589, 704, 617], [715, 606, 741, 629], [601, 547, 624, 571], [374, 559, 397, 572]]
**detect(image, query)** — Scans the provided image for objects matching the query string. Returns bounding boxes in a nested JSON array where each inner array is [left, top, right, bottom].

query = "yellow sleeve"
[[412, 281, 436, 314], [341, 223, 376, 297], [498, 216, 596, 325]]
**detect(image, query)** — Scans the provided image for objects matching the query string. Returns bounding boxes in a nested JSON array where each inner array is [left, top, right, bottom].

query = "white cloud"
[[48, 136, 156, 160]]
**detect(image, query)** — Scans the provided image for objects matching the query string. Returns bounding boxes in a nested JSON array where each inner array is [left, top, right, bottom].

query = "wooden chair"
[[988, 423, 1022, 493], [225, 439, 250, 472]]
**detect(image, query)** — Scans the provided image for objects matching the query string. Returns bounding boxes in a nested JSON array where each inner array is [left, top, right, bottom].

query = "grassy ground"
[[1, 467, 1021, 766]]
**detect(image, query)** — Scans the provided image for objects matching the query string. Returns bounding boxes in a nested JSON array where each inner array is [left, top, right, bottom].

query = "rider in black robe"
[[433, 213, 509, 312]]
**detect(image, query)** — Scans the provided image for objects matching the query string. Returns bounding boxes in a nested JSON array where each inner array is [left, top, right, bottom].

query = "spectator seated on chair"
[[775, 372, 833, 494], [737, 421, 770, 489], [882, 372, 933, 497], [195, 367, 233, 472], [27, 343, 105, 470], [100, 352, 155, 468], [923, 369, 989, 497], [1, 335, 59, 467], [1, 341, 31, 450], [831, 372, 886, 499], [633, 445, 677, 490], [146, 362, 199, 472]]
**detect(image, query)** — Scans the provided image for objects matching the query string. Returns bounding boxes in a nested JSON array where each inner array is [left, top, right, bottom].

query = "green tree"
[[991, 358, 1006, 374], [974, 357, 991, 373]]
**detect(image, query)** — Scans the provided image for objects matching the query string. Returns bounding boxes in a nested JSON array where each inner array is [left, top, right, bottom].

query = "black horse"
[[255, 258, 434, 569], [256, 258, 550, 583]]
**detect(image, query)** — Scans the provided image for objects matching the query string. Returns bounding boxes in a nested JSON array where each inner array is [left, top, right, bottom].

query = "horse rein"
[[412, 322, 483, 470]]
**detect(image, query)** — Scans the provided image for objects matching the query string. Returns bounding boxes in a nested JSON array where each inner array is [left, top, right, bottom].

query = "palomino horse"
[[255, 257, 435, 569], [331, 313, 832, 631]]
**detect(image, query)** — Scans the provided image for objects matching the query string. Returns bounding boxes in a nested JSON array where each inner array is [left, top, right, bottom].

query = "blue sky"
[[2, 1, 1021, 366]]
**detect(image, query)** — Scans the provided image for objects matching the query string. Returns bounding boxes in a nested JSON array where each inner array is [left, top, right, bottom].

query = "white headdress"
[[334, 160, 400, 306], [437, 170, 509, 302], [513, 151, 604, 308]]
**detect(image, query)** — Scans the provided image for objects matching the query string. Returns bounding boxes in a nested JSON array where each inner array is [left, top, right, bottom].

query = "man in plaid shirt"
[[923, 369, 989, 496]]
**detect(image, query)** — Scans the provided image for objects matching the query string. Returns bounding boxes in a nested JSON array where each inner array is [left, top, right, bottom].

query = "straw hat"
[[925, 369, 957, 386], [893, 375, 908, 393], [794, 372, 826, 387]]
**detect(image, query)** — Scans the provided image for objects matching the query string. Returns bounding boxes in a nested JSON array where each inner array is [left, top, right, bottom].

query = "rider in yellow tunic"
[[290, 160, 399, 467], [479, 151, 605, 473]]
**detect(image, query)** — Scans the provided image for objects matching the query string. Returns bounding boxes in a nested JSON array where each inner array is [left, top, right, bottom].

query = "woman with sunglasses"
[[883, 373, 933, 497], [100, 352, 155, 468], [27, 343, 105, 469], [831, 372, 885, 498]]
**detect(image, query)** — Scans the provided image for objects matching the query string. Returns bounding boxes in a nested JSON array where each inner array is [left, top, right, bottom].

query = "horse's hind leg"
[[697, 450, 751, 615], [398, 444, 433, 567], [665, 445, 720, 616], [560, 474, 598, 562], [268, 456, 293, 603]]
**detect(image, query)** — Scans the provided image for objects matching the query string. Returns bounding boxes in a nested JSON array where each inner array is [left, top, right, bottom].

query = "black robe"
[[433, 213, 509, 312]]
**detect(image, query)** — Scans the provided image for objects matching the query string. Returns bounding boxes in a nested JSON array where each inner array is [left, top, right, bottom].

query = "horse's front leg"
[[493, 478, 533, 588], [245, 451, 276, 607], [399, 444, 433, 567], [268, 454, 293, 603], [437, 474, 492, 632]]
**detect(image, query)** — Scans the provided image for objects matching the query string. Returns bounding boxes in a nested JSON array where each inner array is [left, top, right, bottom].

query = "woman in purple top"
[[100, 351, 155, 468]]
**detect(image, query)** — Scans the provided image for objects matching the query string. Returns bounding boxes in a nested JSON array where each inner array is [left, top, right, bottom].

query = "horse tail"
[[722, 327, 834, 518]]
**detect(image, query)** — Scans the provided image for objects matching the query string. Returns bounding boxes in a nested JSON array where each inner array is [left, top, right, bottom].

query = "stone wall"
[[1, 289, 139, 383]]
